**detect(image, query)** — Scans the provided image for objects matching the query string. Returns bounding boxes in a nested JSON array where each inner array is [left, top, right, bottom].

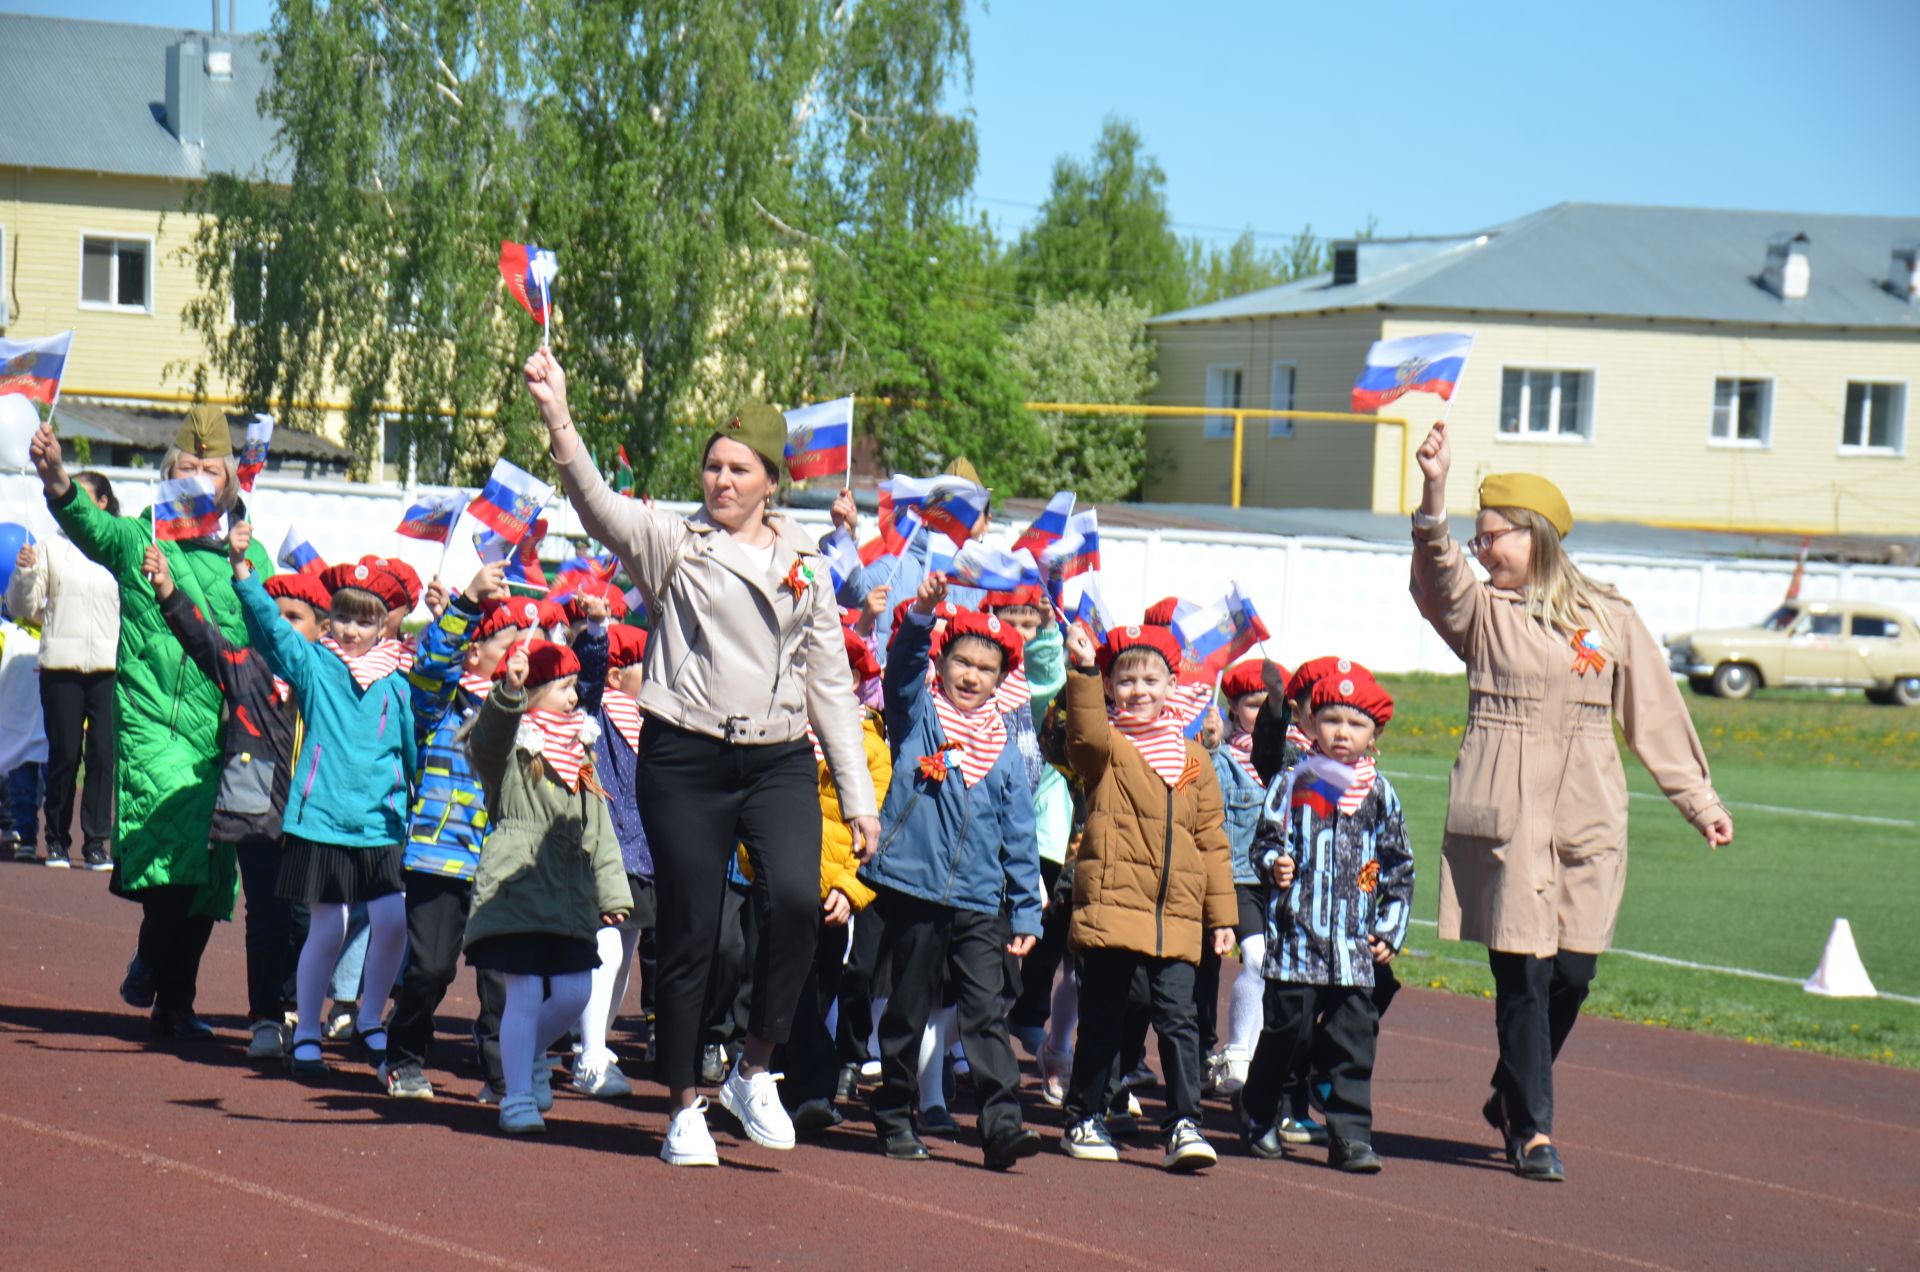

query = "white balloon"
[[0, 394, 40, 472]]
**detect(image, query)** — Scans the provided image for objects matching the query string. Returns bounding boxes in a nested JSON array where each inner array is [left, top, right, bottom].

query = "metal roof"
[[53, 400, 350, 461], [1151, 203, 1920, 332], [0, 14, 282, 183]]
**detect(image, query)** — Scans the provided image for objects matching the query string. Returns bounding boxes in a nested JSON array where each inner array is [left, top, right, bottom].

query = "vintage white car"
[[1666, 601, 1920, 705]]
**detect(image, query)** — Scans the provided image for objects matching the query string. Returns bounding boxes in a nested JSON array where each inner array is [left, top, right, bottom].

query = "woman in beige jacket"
[[1409, 423, 1733, 1184], [523, 348, 878, 1169]]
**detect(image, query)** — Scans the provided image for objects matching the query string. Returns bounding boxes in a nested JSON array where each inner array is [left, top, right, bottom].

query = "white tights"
[[577, 926, 641, 1069], [1225, 933, 1269, 1060], [291, 893, 406, 1048], [502, 971, 593, 1099], [1042, 967, 1079, 1065]]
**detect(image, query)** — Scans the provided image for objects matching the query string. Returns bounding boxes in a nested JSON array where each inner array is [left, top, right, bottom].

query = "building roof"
[[1151, 203, 1920, 332], [0, 14, 281, 183], [53, 400, 350, 463]]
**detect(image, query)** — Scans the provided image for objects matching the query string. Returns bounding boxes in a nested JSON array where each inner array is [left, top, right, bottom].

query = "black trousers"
[[234, 839, 300, 1021], [779, 917, 850, 1109], [835, 900, 886, 1064], [1242, 981, 1380, 1145], [135, 884, 215, 1015], [1289, 960, 1401, 1114], [1008, 859, 1067, 1033], [1489, 950, 1597, 1140], [388, 871, 474, 1069], [38, 669, 115, 853], [1195, 945, 1223, 1054], [870, 889, 1027, 1142], [1064, 949, 1203, 1132], [638, 722, 823, 1092]]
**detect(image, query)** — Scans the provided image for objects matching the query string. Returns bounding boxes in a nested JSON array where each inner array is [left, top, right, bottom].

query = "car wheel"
[[1688, 675, 1715, 696], [1711, 663, 1757, 700], [1891, 677, 1920, 708]]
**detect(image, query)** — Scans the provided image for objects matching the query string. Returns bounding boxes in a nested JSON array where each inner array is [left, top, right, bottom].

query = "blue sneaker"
[[119, 953, 156, 1009]]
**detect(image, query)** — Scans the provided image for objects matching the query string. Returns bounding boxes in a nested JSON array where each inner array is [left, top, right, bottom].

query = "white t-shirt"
[[737, 538, 778, 580]]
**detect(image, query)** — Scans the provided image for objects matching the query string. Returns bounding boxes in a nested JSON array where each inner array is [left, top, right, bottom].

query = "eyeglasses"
[[1467, 526, 1528, 555]]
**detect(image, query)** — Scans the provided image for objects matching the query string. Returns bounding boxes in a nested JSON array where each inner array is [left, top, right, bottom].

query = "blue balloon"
[[0, 522, 37, 607]]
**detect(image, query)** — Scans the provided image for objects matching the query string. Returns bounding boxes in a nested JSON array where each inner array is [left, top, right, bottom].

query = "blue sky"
[[31, 0, 1920, 246]]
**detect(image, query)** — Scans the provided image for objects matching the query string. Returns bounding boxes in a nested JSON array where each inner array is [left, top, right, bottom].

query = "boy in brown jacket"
[[1059, 622, 1237, 1171]]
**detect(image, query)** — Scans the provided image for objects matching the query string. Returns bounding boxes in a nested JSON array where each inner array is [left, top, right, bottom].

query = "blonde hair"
[[1491, 506, 1617, 643], [160, 447, 241, 512]]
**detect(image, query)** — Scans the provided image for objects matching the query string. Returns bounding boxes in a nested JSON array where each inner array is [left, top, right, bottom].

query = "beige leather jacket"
[[555, 448, 877, 820]]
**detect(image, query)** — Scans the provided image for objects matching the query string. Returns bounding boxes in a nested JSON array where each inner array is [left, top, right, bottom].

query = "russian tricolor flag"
[[478, 519, 550, 596], [882, 474, 987, 547], [277, 524, 326, 575], [859, 491, 922, 566], [1173, 582, 1269, 679], [1066, 575, 1115, 643], [1290, 752, 1358, 821], [818, 526, 862, 592], [499, 241, 557, 326], [395, 490, 466, 543], [1040, 509, 1100, 581], [152, 475, 222, 542], [0, 331, 73, 409], [782, 397, 853, 483], [947, 543, 1039, 593], [235, 413, 273, 493], [468, 459, 552, 545], [1011, 491, 1075, 557], [1351, 332, 1475, 413]]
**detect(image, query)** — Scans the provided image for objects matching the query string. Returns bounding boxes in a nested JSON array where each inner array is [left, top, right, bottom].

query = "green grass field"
[[1374, 675, 1920, 1069]]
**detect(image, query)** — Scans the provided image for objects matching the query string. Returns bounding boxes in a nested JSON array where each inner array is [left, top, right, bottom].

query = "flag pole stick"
[[540, 275, 551, 349], [845, 397, 855, 492]]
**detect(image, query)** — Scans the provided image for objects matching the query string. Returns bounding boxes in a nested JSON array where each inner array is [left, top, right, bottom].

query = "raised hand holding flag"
[[234, 414, 274, 493], [500, 241, 558, 346], [1352, 331, 1475, 414]]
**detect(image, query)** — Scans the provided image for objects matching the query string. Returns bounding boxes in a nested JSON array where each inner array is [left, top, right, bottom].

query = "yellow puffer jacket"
[[738, 710, 891, 911]]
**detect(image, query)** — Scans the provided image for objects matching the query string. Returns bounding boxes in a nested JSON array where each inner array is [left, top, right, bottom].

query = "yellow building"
[[1145, 204, 1920, 535]]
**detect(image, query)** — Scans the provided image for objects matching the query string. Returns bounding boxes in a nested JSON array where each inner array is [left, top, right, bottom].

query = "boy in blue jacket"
[[861, 575, 1044, 1170]]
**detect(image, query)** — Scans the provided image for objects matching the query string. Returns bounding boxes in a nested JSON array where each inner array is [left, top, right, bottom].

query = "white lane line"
[[1380, 769, 1917, 830], [1403, 918, 1920, 1005]]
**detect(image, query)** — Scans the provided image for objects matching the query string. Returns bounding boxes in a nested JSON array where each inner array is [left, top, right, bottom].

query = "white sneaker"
[[719, 1061, 796, 1150], [572, 1060, 633, 1099], [532, 1058, 554, 1112], [661, 1097, 720, 1167], [498, 1092, 545, 1135], [1218, 1054, 1250, 1095], [246, 1020, 286, 1060]]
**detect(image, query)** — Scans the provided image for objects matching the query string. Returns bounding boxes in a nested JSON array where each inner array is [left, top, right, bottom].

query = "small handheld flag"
[[277, 525, 326, 575], [1352, 332, 1475, 413], [881, 474, 988, 547], [1173, 582, 1270, 681], [818, 527, 862, 594], [1066, 575, 1115, 643], [860, 490, 923, 567], [499, 241, 558, 345], [468, 459, 552, 545], [1040, 510, 1101, 581], [395, 491, 466, 544], [152, 475, 222, 542], [0, 331, 74, 414], [947, 543, 1041, 593], [783, 397, 854, 484], [1011, 491, 1075, 557], [235, 413, 274, 492]]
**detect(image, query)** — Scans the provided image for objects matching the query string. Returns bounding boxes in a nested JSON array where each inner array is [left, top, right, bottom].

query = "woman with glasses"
[[1407, 423, 1734, 1183]]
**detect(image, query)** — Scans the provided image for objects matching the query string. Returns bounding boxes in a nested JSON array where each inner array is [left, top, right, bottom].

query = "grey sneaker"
[[246, 1020, 287, 1059], [43, 845, 71, 869], [384, 1061, 435, 1099], [1163, 1118, 1218, 1172], [81, 844, 112, 872]]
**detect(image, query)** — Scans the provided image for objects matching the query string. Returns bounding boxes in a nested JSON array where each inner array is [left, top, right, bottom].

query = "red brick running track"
[[2, 866, 1915, 1269]]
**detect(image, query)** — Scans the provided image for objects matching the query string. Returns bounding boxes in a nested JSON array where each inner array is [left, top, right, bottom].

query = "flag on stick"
[[235, 413, 274, 492], [395, 490, 466, 543], [819, 527, 862, 593], [1011, 491, 1075, 557], [947, 543, 1041, 593], [1351, 332, 1475, 412], [1040, 510, 1101, 581], [277, 525, 326, 575], [782, 397, 854, 483], [152, 475, 222, 542], [880, 474, 988, 546], [0, 331, 73, 412], [468, 459, 552, 544], [1173, 583, 1270, 680], [499, 241, 557, 343]]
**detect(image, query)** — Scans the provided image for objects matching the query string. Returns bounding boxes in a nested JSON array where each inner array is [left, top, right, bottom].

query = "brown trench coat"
[[1410, 518, 1727, 957]]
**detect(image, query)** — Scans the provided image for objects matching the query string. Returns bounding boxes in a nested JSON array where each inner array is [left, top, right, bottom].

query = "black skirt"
[[276, 837, 406, 905], [1234, 882, 1270, 942], [620, 874, 658, 932], [466, 933, 602, 976]]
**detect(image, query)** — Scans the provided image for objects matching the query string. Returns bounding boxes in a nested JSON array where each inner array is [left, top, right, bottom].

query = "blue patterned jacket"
[[402, 595, 489, 880]]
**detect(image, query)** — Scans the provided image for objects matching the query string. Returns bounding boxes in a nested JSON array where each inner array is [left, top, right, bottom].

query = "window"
[[1204, 364, 1243, 440], [1840, 381, 1906, 454], [1760, 605, 1800, 632], [1497, 368, 1591, 440], [1267, 361, 1296, 438], [232, 248, 268, 326], [1796, 612, 1842, 637], [1851, 615, 1898, 640], [80, 235, 152, 311], [1710, 377, 1773, 447], [376, 415, 451, 487]]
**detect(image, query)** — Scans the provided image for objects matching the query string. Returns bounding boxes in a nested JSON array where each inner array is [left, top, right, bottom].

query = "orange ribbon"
[[1570, 628, 1607, 676], [917, 752, 948, 783]]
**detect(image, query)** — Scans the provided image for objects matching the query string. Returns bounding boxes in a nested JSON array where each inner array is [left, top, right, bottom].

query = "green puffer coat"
[[50, 485, 274, 920]]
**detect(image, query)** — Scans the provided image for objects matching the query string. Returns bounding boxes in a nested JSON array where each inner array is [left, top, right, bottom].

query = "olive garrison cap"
[[172, 405, 234, 459], [1478, 472, 1573, 539]]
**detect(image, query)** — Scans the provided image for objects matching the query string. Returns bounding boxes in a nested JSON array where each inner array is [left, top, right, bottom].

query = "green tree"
[[1186, 226, 1328, 305], [1006, 292, 1155, 502], [1012, 118, 1189, 315]]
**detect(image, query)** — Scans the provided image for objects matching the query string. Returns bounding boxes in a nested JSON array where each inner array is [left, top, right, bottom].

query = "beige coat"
[[555, 448, 877, 820], [6, 533, 119, 672], [1410, 517, 1727, 957]]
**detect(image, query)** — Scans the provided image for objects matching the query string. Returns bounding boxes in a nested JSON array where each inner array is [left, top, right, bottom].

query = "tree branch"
[[751, 197, 851, 263]]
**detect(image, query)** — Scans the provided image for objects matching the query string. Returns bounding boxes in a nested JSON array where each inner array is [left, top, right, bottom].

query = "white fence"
[[7, 468, 1919, 673]]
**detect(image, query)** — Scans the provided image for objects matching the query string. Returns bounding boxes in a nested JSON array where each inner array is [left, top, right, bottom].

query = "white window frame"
[[1494, 364, 1597, 444], [1838, 379, 1908, 457], [78, 231, 156, 314], [1267, 360, 1296, 439], [1707, 375, 1775, 449], [1203, 363, 1243, 440]]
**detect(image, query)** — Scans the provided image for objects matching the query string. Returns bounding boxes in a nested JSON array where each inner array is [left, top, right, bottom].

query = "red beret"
[[606, 623, 649, 670], [322, 561, 408, 611], [941, 610, 1024, 676], [492, 637, 580, 687], [562, 577, 629, 623], [476, 596, 544, 641], [981, 583, 1048, 612], [264, 572, 331, 613], [890, 597, 962, 652], [1286, 655, 1354, 703], [1097, 623, 1181, 675], [360, 555, 422, 609], [1142, 597, 1182, 628], [1310, 664, 1393, 728], [842, 624, 881, 681], [1220, 659, 1273, 702]]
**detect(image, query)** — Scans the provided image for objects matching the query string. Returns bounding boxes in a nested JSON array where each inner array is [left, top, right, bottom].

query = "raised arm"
[[234, 570, 324, 701], [1023, 623, 1067, 727], [1060, 621, 1113, 784], [465, 678, 526, 797], [1612, 602, 1733, 845], [148, 545, 237, 692], [1407, 423, 1486, 660], [44, 470, 147, 579]]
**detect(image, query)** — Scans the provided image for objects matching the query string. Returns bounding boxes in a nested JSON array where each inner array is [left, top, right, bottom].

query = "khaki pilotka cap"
[[715, 404, 788, 476], [1479, 472, 1573, 539], [172, 405, 234, 459], [943, 456, 980, 485]]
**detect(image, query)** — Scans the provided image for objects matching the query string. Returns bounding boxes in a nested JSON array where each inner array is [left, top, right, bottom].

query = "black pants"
[[871, 889, 1027, 1142], [1195, 945, 1223, 1054], [388, 871, 473, 1069], [234, 839, 300, 1021], [1008, 859, 1067, 1033], [836, 900, 886, 1064], [779, 918, 850, 1110], [1291, 960, 1401, 1113], [135, 884, 215, 1016], [39, 669, 115, 853], [1489, 950, 1597, 1140], [1242, 981, 1380, 1145], [638, 722, 823, 1092], [1064, 949, 1203, 1132]]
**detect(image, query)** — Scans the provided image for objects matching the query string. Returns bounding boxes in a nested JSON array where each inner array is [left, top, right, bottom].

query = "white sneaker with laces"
[[661, 1097, 720, 1167], [719, 1061, 796, 1150], [573, 1060, 633, 1098]]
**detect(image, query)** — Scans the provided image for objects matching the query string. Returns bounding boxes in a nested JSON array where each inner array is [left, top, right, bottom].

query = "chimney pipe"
[[1761, 232, 1811, 301], [165, 38, 205, 146], [1892, 240, 1920, 302], [210, 0, 218, 35]]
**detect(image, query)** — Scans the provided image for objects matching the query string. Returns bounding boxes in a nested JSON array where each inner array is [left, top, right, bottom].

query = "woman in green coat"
[[28, 409, 274, 1038]]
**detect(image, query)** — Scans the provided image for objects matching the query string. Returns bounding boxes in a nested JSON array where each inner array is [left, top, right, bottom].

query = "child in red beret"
[[1238, 663, 1412, 1174]]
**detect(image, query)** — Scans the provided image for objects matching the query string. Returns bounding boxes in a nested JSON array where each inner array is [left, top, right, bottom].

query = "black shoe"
[[882, 1129, 930, 1161], [1121, 1061, 1158, 1091], [81, 843, 112, 872], [981, 1125, 1043, 1171], [286, 1039, 328, 1078], [915, 1104, 958, 1137], [699, 1043, 728, 1086], [1247, 1123, 1288, 1160], [1514, 1140, 1566, 1182], [120, 954, 156, 1009], [834, 1063, 860, 1103], [791, 1099, 844, 1138], [1329, 1138, 1383, 1174], [149, 1009, 215, 1041]]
